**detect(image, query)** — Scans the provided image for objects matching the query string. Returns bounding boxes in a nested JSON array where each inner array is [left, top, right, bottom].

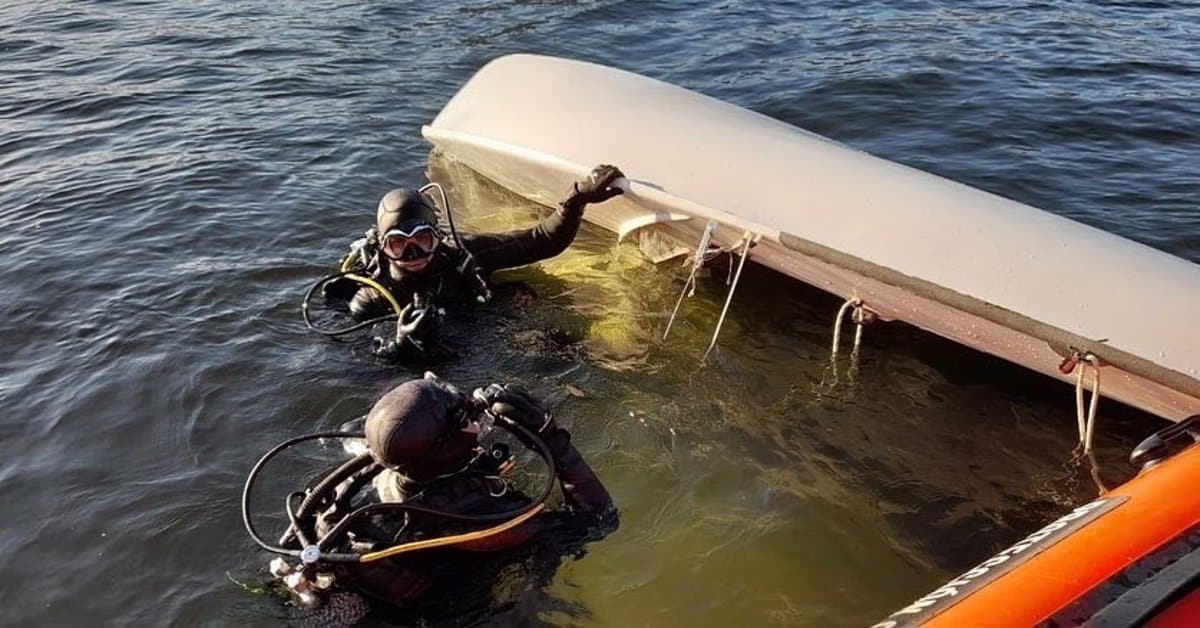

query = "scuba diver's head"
[[365, 377, 481, 483], [376, 188, 443, 274]]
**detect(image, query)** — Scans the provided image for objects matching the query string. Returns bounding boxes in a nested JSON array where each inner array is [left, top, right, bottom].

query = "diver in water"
[[341, 377, 615, 602], [311, 164, 625, 358], [243, 375, 616, 623]]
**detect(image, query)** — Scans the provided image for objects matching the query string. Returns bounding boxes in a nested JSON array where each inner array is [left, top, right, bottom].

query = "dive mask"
[[380, 224, 439, 262]]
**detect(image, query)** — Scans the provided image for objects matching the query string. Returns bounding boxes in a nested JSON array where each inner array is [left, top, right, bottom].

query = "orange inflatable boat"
[[875, 417, 1200, 627]]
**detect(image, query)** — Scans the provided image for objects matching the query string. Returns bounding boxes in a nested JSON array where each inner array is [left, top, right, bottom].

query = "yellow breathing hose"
[[359, 503, 547, 562], [340, 273, 406, 318]]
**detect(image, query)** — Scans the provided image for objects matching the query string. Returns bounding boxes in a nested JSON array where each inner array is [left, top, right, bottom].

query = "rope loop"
[[1072, 352, 1102, 454], [830, 298, 865, 360]]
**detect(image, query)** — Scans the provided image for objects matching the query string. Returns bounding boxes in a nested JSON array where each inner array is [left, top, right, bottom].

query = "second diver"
[[307, 165, 626, 358]]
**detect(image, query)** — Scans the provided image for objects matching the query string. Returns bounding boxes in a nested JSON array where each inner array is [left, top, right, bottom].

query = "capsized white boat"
[[422, 54, 1200, 423]]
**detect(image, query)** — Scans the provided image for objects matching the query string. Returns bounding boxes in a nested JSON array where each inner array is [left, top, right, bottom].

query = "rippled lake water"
[[2, 2, 1198, 626]]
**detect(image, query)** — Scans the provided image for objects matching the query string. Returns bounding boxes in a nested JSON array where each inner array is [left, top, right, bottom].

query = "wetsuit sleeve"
[[454, 441, 615, 553], [460, 197, 586, 274], [348, 285, 392, 320], [553, 444, 614, 513]]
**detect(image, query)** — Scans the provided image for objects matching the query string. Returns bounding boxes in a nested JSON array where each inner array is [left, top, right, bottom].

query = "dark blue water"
[[2, 2, 1198, 626]]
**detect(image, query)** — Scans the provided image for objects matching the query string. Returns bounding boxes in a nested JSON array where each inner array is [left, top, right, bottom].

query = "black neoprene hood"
[[376, 188, 440, 234], [364, 379, 457, 471]]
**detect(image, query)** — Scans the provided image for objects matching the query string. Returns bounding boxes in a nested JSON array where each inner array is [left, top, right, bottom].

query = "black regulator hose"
[[285, 492, 311, 547], [419, 181, 491, 302], [314, 417, 557, 552], [242, 431, 369, 563], [244, 419, 558, 563], [419, 182, 464, 252], [301, 272, 399, 337], [278, 452, 379, 546]]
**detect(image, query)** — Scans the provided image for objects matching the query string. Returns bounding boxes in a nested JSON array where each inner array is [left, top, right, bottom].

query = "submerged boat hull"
[[423, 54, 1200, 421]]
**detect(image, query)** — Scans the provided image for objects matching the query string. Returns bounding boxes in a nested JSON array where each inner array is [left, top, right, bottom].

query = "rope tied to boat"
[[830, 298, 872, 360], [703, 231, 756, 360], [661, 222, 757, 360], [663, 220, 718, 341], [818, 297, 877, 393], [1061, 349, 1102, 455]]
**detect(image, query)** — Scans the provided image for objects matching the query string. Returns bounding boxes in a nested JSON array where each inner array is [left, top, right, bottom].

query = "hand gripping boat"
[[422, 54, 1200, 426], [875, 418, 1200, 627]]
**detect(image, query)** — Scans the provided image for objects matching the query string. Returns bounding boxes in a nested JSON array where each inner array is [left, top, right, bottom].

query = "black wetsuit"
[[348, 198, 588, 319]]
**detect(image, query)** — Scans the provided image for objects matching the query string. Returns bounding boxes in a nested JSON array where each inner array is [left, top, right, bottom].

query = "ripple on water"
[[0, 1, 1195, 626]]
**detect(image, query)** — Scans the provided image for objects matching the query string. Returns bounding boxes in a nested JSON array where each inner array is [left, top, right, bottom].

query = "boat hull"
[[423, 54, 1200, 421]]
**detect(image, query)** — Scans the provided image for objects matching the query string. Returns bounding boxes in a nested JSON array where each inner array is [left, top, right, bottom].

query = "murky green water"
[[420, 155, 1155, 627]]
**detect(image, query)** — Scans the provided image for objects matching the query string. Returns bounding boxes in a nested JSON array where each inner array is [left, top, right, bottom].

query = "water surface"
[[2, 2, 1198, 626]]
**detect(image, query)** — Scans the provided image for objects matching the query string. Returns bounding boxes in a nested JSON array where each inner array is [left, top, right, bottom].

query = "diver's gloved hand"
[[567, 164, 625, 206], [484, 385, 571, 456], [372, 302, 442, 358], [397, 302, 432, 340]]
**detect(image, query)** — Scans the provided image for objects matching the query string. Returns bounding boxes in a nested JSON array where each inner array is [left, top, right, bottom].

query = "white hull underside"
[[423, 54, 1200, 422]]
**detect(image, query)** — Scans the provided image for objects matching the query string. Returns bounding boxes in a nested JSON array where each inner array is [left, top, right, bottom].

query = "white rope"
[[1074, 355, 1102, 454], [663, 220, 717, 340], [703, 232, 755, 360], [830, 298, 862, 360], [1074, 364, 1087, 441]]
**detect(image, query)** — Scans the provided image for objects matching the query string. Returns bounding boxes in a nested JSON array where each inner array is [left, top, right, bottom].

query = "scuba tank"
[[241, 374, 557, 610]]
